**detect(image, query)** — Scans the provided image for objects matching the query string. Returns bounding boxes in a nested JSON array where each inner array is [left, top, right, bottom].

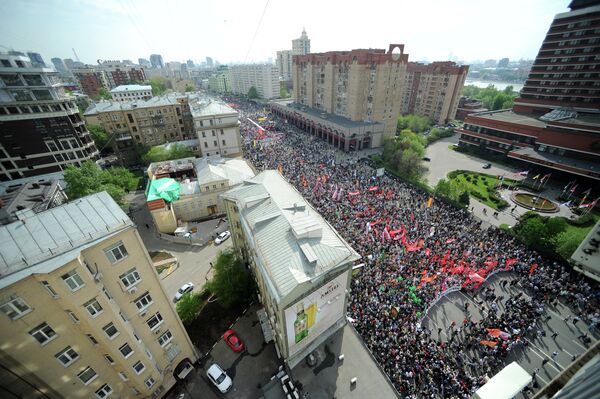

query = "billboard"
[[284, 272, 348, 357]]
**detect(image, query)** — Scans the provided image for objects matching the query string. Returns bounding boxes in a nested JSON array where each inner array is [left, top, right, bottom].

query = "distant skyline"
[[0, 0, 569, 65]]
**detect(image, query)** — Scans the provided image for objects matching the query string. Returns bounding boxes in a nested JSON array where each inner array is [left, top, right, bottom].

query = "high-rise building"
[[276, 50, 293, 81], [63, 58, 76, 69], [26, 52, 46, 67], [400, 61, 469, 124], [51, 57, 68, 75], [229, 64, 279, 99], [222, 170, 360, 368], [498, 57, 510, 68], [186, 60, 194, 68], [138, 58, 152, 68], [0, 52, 99, 181], [208, 67, 231, 94], [72, 66, 110, 98], [206, 57, 213, 67], [150, 54, 164, 69], [292, 28, 310, 56], [275, 44, 408, 145], [97, 61, 147, 88], [0, 191, 198, 399], [459, 0, 600, 182]]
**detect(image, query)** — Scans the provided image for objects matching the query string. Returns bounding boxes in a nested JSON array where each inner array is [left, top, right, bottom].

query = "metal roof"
[[110, 84, 151, 93], [0, 192, 133, 289], [222, 170, 360, 302]]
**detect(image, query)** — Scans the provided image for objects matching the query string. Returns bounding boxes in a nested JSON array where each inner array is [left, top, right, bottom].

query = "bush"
[[176, 292, 204, 325], [566, 213, 595, 226], [458, 191, 470, 206], [499, 223, 511, 232]]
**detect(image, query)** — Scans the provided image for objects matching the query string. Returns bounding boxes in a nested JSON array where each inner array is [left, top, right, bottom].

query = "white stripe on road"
[[525, 338, 564, 373]]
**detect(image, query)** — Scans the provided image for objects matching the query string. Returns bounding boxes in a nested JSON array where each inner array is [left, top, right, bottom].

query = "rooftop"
[[222, 170, 360, 302], [508, 147, 600, 175], [469, 109, 546, 128], [0, 179, 64, 225], [0, 192, 132, 290], [189, 99, 238, 118], [84, 93, 184, 114], [195, 157, 255, 187], [280, 101, 383, 130], [110, 84, 152, 93]]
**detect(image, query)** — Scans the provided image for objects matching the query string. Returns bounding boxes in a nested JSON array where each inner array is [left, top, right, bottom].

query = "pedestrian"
[[563, 315, 572, 323], [464, 302, 470, 311], [573, 316, 580, 326], [542, 358, 549, 366], [551, 332, 558, 339], [551, 351, 558, 359], [145, 223, 150, 229]]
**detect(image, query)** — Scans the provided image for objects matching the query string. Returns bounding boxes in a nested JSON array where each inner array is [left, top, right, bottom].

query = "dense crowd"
[[227, 99, 599, 398]]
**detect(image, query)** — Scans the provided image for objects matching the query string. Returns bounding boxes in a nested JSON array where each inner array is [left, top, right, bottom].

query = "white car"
[[207, 363, 232, 393], [214, 230, 231, 245], [174, 282, 194, 302]]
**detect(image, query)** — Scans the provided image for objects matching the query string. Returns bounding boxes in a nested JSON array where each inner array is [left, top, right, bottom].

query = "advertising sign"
[[284, 272, 348, 357]]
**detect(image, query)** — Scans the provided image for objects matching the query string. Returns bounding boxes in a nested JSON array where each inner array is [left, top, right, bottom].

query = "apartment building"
[[72, 67, 110, 98], [400, 61, 469, 124], [229, 64, 279, 99], [276, 50, 293, 80], [208, 69, 231, 94], [0, 178, 67, 225], [150, 55, 164, 69], [110, 85, 153, 102], [459, 0, 600, 182], [146, 156, 255, 233], [190, 99, 242, 157], [0, 192, 198, 398], [222, 170, 360, 368], [292, 28, 311, 56], [0, 52, 99, 182], [97, 61, 146, 89]]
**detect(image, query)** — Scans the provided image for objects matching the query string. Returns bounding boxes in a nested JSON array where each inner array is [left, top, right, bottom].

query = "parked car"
[[223, 329, 245, 353], [174, 282, 194, 302], [422, 157, 431, 162], [482, 163, 492, 169], [214, 230, 231, 245], [206, 363, 233, 393]]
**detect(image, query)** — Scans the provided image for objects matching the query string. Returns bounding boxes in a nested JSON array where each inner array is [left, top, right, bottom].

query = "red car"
[[222, 330, 245, 353]]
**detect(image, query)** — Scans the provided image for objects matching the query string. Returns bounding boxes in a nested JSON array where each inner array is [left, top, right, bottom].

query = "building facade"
[[459, 1, 600, 182], [150, 55, 164, 69], [399, 61, 469, 124], [0, 192, 198, 399], [291, 44, 409, 140], [51, 58, 69, 76], [0, 52, 99, 182], [277, 50, 293, 80], [292, 28, 311, 56], [110, 85, 153, 102], [0, 178, 67, 225], [222, 171, 360, 368], [97, 61, 147, 89], [72, 67, 110, 98], [190, 99, 243, 157], [229, 64, 279, 99], [208, 70, 231, 94], [26, 52, 46, 68]]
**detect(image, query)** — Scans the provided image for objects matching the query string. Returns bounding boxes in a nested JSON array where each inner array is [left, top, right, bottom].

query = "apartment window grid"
[[55, 346, 79, 367], [104, 241, 128, 264], [146, 312, 164, 331], [119, 268, 141, 288], [102, 322, 119, 340], [67, 310, 80, 324], [84, 298, 104, 317], [104, 354, 115, 365], [145, 376, 156, 388], [134, 292, 153, 312], [118, 371, 128, 381], [62, 270, 85, 291], [0, 297, 31, 320], [29, 322, 57, 345], [133, 360, 145, 375], [158, 330, 173, 347], [87, 334, 99, 345], [77, 366, 98, 385], [95, 383, 113, 399], [119, 342, 134, 358]]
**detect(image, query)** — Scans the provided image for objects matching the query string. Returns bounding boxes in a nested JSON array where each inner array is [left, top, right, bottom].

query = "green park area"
[[447, 170, 514, 209]]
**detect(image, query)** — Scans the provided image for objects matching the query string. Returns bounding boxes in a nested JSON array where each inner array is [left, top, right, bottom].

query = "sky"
[[0, 0, 570, 65]]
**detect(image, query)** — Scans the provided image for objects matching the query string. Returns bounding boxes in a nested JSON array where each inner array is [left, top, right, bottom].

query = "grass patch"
[[448, 170, 512, 209], [155, 261, 176, 274], [149, 251, 173, 263]]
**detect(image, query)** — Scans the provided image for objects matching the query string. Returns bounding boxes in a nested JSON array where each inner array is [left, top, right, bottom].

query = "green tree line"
[[462, 85, 517, 111]]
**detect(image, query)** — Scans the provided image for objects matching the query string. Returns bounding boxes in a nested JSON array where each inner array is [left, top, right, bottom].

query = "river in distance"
[[465, 80, 524, 92]]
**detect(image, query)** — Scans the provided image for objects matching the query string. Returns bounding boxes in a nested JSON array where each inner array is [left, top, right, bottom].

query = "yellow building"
[[222, 171, 360, 368], [0, 192, 198, 398]]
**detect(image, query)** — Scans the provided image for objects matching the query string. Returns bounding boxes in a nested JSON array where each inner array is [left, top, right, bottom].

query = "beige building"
[[0, 192, 198, 399], [229, 64, 279, 99], [222, 171, 360, 368], [292, 28, 310, 56], [110, 84, 153, 102], [191, 99, 242, 158], [146, 156, 255, 233], [400, 61, 469, 124], [291, 44, 409, 140], [276, 50, 293, 81], [208, 70, 231, 94]]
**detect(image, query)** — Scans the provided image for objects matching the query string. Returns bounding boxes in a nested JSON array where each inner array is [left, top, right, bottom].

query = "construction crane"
[[72, 48, 81, 62]]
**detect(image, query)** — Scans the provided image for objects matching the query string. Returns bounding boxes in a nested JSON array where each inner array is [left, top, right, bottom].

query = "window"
[[104, 354, 115, 365], [204, 142, 208, 148], [84, 298, 103, 317], [202, 131, 206, 138], [147, 312, 164, 331], [55, 346, 79, 367], [95, 383, 112, 399], [220, 129, 224, 135], [105, 241, 128, 263], [213, 140, 217, 147], [77, 366, 98, 385], [134, 292, 153, 312], [0, 297, 31, 320], [158, 330, 173, 347], [29, 323, 57, 345], [67, 310, 80, 324], [222, 140, 226, 145], [102, 322, 119, 340], [102, 287, 112, 301], [119, 343, 133, 358], [87, 334, 99, 345], [119, 268, 140, 288], [145, 376, 156, 388], [133, 360, 145, 374], [62, 270, 85, 291], [118, 371, 128, 381]]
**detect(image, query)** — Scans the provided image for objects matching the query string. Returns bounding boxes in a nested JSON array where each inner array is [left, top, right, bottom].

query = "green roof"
[[146, 178, 180, 203]]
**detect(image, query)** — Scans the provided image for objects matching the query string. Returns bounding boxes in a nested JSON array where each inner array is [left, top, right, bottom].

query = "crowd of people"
[[227, 98, 599, 398]]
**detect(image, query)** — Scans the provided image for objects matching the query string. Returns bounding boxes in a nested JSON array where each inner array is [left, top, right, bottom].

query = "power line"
[[244, 0, 270, 62]]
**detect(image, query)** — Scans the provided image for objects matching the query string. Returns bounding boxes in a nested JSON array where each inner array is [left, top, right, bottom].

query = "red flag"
[[480, 340, 498, 348], [445, 238, 455, 244], [487, 328, 502, 338], [529, 263, 538, 275], [425, 249, 432, 257], [505, 258, 517, 267]]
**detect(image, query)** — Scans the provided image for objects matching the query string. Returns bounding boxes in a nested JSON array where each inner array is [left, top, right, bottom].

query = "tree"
[[149, 77, 167, 96], [87, 124, 111, 153], [382, 130, 427, 180], [515, 216, 548, 247], [142, 143, 194, 163], [176, 292, 203, 325], [553, 228, 587, 260], [184, 84, 195, 92], [98, 88, 111, 100], [205, 250, 256, 309], [247, 86, 258, 99], [462, 85, 516, 111], [435, 178, 469, 205], [397, 114, 432, 133], [63, 160, 138, 205], [280, 85, 290, 98]]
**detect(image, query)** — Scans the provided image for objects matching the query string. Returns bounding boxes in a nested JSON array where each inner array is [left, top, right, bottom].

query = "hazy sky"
[[0, 0, 569, 65]]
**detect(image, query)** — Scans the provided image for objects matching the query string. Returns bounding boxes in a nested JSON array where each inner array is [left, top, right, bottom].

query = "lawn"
[[448, 170, 514, 209], [149, 251, 174, 263]]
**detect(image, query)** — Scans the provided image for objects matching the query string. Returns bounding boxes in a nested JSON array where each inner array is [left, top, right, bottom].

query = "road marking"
[[571, 339, 588, 352], [562, 348, 574, 358], [525, 338, 563, 373]]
